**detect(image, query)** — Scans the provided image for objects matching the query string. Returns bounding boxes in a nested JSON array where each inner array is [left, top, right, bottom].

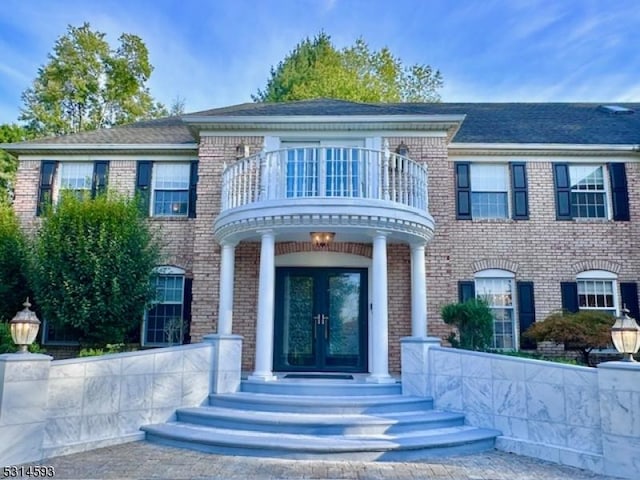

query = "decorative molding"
[[275, 242, 372, 258], [472, 259, 519, 274], [571, 260, 622, 275]]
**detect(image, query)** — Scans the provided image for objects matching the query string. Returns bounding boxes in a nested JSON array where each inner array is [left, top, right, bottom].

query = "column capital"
[[257, 229, 275, 238], [370, 230, 390, 239], [220, 240, 238, 248]]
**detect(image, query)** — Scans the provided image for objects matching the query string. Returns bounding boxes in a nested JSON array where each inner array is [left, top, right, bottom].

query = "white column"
[[367, 232, 394, 383], [249, 231, 277, 381], [410, 243, 427, 337], [217, 242, 236, 335]]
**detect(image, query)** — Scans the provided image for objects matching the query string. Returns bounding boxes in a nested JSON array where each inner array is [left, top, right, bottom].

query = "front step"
[[209, 392, 434, 414], [143, 421, 498, 461], [142, 380, 501, 461], [176, 406, 465, 435]]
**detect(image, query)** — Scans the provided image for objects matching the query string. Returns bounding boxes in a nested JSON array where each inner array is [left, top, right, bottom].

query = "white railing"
[[221, 147, 428, 211]]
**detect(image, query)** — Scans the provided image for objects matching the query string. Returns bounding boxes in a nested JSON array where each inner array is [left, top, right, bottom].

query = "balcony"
[[214, 146, 435, 244]]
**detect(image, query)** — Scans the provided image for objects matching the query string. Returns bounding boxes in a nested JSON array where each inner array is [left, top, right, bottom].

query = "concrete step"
[[176, 405, 465, 435], [208, 392, 434, 413], [142, 421, 500, 461], [241, 379, 402, 396]]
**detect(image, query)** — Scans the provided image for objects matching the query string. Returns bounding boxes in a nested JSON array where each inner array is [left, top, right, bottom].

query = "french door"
[[274, 267, 368, 372], [282, 140, 364, 198]]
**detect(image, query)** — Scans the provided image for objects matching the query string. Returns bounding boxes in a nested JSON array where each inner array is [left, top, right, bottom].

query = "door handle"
[[324, 315, 329, 340]]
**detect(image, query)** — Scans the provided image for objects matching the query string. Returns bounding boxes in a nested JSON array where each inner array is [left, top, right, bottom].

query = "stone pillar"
[[249, 231, 277, 381], [203, 334, 243, 394], [598, 361, 640, 479], [410, 243, 427, 337], [367, 232, 394, 383], [217, 242, 236, 335], [0, 353, 52, 466], [400, 337, 441, 396]]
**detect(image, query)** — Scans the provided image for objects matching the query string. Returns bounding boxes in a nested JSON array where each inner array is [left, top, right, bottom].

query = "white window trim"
[[150, 163, 191, 217], [469, 163, 512, 220], [474, 269, 518, 350], [142, 266, 186, 347], [54, 161, 94, 204], [576, 269, 619, 316], [568, 164, 613, 220]]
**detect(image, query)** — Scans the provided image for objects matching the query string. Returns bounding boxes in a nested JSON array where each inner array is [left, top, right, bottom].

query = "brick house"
[[5, 99, 640, 379]]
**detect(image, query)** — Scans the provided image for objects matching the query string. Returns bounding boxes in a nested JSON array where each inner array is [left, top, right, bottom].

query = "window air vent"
[[598, 105, 635, 114]]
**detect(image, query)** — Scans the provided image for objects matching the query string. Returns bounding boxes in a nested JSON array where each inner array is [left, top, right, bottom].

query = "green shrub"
[[32, 192, 160, 347], [0, 202, 31, 321], [525, 310, 613, 366], [441, 299, 494, 351]]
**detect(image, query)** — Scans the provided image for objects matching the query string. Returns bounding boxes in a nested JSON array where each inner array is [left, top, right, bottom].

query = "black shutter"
[[553, 163, 572, 220], [511, 163, 529, 220], [458, 281, 475, 303], [517, 281, 536, 348], [182, 277, 193, 344], [188, 161, 198, 218], [560, 282, 579, 313], [455, 162, 472, 220], [37, 160, 58, 216], [609, 163, 630, 221], [91, 161, 109, 198], [136, 161, 153, 215], [620, 282, 639, 323]]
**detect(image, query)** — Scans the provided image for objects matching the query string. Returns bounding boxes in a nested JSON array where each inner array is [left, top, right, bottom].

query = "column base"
[[248, 372, 278, 382], [365, 374, 397, 384]]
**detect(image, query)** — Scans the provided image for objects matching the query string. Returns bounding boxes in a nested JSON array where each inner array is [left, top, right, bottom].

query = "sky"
[[1, 0, 639, 124]]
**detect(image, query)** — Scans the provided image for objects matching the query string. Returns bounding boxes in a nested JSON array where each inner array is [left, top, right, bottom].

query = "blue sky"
[[1, 0, 639, 124]]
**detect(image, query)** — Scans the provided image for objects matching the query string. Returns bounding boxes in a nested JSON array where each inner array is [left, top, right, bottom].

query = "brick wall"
[[189, 136, 264, 342]]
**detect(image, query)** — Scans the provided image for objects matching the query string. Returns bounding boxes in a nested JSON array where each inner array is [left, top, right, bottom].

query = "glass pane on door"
[[325, 272, 362, 367], [279, 274, 315, 367], [325, 147, 360, 197]]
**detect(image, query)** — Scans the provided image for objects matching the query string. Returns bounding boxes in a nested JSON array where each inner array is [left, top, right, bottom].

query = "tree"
[[441, 299, 494, 351], [0, 201, 30, 321], [20, 23, 166, 137], [0, 124, 34, 201], [524, 310, 614, 366], [253, 32, 443, 103], [31, 192, 161, 346]]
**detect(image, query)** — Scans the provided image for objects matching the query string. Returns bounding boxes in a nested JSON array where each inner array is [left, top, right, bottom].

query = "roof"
[[4, 99, 640, 151]]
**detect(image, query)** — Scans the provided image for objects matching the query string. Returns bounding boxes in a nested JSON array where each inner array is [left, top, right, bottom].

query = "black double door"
[[274, 267, 368, 372]]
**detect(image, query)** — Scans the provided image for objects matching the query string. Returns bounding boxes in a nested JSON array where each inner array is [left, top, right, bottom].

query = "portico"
[[212, 139, 436, 380]]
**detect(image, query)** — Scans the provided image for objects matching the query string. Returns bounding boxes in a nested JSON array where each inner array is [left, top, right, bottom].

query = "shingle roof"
[[188, 99, 640, 145], [4, 99, 640, 149], [4, 116, 196, 147]]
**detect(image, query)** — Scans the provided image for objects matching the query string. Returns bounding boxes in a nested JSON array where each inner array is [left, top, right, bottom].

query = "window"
[[576, 271, 618, 316], [281, 140, 363, 198], [569, 165, 608, 218], [460, 275, 536, 350], [554, 163, 629, 221], [470, 164, 509, 219], [152, 163, 190, 216], [58, 163, 94, 198], [455, 162, 528, 220], [42, 321, 81, 345], [143, 266, 187, 346], [37, 161, 109, 215], [136, 161, 198, 217], [475, 270, 516, 349]]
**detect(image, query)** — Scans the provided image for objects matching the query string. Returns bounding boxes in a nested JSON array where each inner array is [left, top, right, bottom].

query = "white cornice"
[[1, 143, 198, 151], [449, 142, 640, 156], [184, 114, 466, 124]]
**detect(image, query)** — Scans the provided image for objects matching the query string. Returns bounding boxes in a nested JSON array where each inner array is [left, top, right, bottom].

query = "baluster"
[[383, 140, 390, 200]]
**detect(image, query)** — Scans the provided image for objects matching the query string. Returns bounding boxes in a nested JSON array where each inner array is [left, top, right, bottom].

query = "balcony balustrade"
[[221, 146, 428, 212]]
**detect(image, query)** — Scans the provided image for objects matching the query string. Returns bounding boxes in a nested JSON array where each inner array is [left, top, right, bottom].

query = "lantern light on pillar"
[[9, 298, 41, 353], [611, 307, 640, 362]]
